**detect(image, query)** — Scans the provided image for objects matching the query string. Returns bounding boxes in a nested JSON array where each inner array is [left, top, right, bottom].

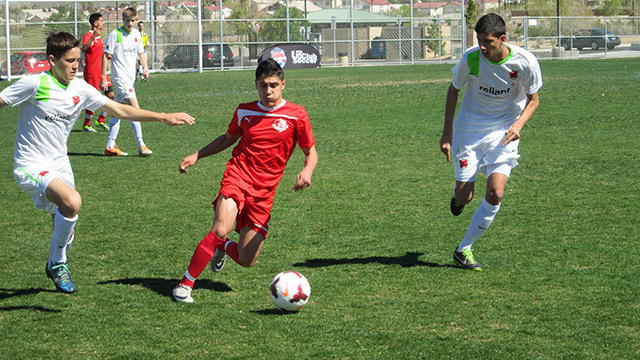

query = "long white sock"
[[457, 198, 500, 252], [107, 117, 121, 149], [130, 121, 145, 147], [49, 210, 78, 267]]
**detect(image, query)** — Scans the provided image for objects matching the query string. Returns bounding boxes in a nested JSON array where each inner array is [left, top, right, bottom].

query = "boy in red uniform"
[[173, 59, 318, 303], [81, 13, 112, 132]]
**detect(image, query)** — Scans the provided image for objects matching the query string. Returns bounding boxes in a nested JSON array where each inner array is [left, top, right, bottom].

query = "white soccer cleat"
[[173, 284, 194, 303]]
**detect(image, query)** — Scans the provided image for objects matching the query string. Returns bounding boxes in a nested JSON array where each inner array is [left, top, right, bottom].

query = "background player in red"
[[81, 13, 112, 132], [173, 59, 318, 303]]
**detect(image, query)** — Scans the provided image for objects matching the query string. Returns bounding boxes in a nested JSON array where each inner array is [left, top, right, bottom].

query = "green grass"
[[1, 59, 639, 359]]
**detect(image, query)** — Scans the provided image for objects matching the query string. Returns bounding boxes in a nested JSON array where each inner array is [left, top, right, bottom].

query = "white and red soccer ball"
[[269, 271, 310, 311]]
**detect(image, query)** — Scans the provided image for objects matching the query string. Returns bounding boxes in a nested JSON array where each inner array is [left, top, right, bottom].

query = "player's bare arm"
[[179, 133, 240, 174], [0, 97, 8, 109], [292, 145, 318, 191], [99, 99, 195, 126], [440, 83, 460, 162], [502, 92, 539, 146], [139, 52, 149, 79], [100, 53, 109, 91]]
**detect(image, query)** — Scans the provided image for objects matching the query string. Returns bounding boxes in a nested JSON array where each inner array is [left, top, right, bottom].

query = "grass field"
[[0, 58, 638, 359]]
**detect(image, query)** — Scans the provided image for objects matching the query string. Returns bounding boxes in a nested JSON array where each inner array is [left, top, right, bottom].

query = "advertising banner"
[[258, 44, 321, 69]]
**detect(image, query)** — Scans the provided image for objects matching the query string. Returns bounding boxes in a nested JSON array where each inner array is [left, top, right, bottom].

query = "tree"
[[260, 4, 310, 43], [425, 21, 446, 56], [465, 0, 479, 29]]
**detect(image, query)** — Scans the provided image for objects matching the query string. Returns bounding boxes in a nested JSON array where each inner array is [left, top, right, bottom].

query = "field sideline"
[[0, 58, 638, 358]]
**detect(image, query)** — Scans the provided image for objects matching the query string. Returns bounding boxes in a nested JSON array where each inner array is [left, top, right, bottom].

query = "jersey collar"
[[486, 44, 513, 65], [258, 100, 287, 111], [46, 71, 69, 89]]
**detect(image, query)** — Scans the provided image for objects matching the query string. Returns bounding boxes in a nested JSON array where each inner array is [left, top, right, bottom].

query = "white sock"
[[49, 210, 78, 267], [130, 121, 145, 147], [457, 198, 500, 252], [107, 117, 121, 149]]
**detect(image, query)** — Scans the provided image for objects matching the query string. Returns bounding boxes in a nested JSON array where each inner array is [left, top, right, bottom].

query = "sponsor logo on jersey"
[[272, 118, 289, 133], [45, 114, 73, 124], [290, 50, 318, 65], [510, 70, 518, 79], [271, 47, 287, 68], [479, 85, 511, 96], [459, 159, 468, 169], [72, 96, 80, 105]]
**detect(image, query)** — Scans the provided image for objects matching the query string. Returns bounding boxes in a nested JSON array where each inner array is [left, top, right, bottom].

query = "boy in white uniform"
[[101, 7, 152, 157], [439, 13, 542, 270], [0, 31, 194, 293]]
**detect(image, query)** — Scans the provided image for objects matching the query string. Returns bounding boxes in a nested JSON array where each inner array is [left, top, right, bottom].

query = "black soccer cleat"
[[450, 197, 465, 216], [453, 249, 483, 271]]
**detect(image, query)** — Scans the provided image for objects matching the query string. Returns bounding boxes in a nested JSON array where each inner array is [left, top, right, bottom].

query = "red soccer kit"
[[82, 30, 104, 89], [216, 100, 315, 237]]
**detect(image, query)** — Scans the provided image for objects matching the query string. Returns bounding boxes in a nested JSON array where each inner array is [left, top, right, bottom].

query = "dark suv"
[[560, 28, 621, 51], [162, 43, 234, 69]]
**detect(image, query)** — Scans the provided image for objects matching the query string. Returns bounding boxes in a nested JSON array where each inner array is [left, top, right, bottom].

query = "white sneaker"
[[210, 248, 227, 272], [173, 284, 194, 303]]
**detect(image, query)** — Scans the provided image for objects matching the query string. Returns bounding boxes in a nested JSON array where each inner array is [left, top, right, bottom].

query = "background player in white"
[[439, 13, 542, 271], [101, 7, 152, 157], [0, 31, 194, 293]]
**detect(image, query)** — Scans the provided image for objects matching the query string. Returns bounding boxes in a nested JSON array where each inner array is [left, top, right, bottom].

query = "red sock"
[[219, 240, 243, 266], [84, 110, 93, 126], [97, 113, 106, 124], [180, 230, 225, 287]]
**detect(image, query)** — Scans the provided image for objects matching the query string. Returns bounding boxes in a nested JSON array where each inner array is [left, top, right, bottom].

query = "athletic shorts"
[[85, 76, 113, 95], [113, 80, 136, 103], [13, 163, 75, 214], [452, 127, 520, 183], [213, 178, 274, 238]]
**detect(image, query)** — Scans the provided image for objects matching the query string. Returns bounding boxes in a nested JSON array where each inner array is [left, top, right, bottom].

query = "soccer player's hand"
[[440, 136, 452, 162], [292, 169, 312, 191], [179, 153, 198, 174], [162, 113, 195, 126], [502, 126, 521, 146]]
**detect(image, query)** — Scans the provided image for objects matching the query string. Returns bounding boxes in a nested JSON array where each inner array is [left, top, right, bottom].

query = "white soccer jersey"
[[451, 44, 543, 132], [0, 72, 109, 168], [104, 27, 144, 86]]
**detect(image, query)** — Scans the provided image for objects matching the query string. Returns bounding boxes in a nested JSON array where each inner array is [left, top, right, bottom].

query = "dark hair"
[[256, 58, 284, 81], [138, 21, 144, 26], [46, 31, 80, 59], [89, 13, 102, 27], [475, 13, 506, 38]]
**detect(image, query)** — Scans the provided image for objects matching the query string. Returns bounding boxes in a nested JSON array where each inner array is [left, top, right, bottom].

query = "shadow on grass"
[[293, 251, 457, 269], [0, 305, 62, 313], [67, 152, 107, 157], [0, 287, 58, 300], [251, 308, 301, 316], [97, 278, 232, 299]]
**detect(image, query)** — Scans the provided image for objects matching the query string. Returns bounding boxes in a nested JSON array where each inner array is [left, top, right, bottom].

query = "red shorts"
[[214, 178, 274, 238], [84, 76, 113, 94]]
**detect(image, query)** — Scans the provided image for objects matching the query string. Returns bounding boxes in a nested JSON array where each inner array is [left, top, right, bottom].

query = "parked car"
[[1, 51, 50, 76], [162, 43, 234, 69], [560, 28, 621, 51]]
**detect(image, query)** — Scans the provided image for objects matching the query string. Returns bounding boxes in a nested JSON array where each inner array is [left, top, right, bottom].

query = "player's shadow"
[[67, 152, 108, 157], [293, 251, 456, 269], [97, 278, 232, 299], [251, 309, 301, 316], [0, 287, 58, 300], [0, 288, 63, 313]]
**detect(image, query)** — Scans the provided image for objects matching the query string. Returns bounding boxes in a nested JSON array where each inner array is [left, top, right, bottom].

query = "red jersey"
[[224, 100, 315, 197], [82, 30, 103, 78]]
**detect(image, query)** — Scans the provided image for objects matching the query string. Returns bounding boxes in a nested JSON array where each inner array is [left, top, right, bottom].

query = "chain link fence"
[[2, 1, 640, 80]]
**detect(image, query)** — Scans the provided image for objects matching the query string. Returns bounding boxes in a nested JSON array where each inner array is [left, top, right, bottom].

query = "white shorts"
[[113, 80, 136, 103], [14, 163, 75, 214], [452, 127, 520, 183]]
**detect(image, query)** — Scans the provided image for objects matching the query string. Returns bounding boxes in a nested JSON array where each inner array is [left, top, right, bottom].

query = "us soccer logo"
[[271, 47, 287, 68]]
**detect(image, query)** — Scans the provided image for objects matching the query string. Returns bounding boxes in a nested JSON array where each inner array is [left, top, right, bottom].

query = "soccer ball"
[[269, 271, 311, 311]]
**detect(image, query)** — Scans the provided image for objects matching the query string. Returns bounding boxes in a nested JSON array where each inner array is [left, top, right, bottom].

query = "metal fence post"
[[5, 0, 11, 81], [197, 0, 203, 72], [350, 0, 354, 66]]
